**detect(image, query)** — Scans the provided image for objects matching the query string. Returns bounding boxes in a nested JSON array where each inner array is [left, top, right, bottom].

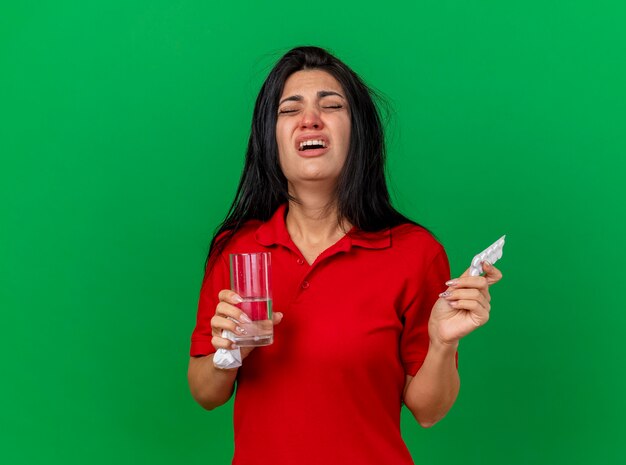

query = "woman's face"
[[276, 69, 351, 188]]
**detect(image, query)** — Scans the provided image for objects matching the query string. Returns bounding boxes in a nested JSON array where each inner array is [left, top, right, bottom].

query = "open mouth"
[[298, 139, 327, 152]]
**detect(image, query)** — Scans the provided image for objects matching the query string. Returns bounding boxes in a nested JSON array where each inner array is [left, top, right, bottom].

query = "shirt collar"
[[255, 204, 391, 251], [255, 204, 292, 248]]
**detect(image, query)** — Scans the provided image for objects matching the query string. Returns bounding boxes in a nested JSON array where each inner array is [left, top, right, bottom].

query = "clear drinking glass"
[[229, 252, 273, 347]]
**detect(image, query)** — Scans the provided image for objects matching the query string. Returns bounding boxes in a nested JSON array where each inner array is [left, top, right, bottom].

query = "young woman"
[[188, 46, 502, 465]]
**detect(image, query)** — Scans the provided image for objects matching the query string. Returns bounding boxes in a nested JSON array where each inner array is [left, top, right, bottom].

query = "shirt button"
[[297, 258, 305, 265], [301, 280, 310, 289]]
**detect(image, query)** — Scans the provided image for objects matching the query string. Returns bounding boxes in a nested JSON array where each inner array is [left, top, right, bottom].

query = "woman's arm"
[[403, 262, 502, 427], [403, 341, 459, 428], [188, 355, 238, 410], [187, 289, 244, 410], [187, 289, 284, 410]]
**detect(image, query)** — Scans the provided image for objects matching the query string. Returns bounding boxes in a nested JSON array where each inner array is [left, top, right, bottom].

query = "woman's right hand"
[[211, 289, 283, 361]]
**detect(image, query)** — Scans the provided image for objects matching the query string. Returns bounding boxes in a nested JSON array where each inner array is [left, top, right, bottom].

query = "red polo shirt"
[[191, 204, 451, 465]]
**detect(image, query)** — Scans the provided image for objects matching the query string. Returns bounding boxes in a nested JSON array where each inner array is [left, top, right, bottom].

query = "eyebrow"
[[279, 90, 346, 106]]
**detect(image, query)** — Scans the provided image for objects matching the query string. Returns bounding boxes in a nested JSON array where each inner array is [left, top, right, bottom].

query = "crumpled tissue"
[[213, 329, 242, 369]]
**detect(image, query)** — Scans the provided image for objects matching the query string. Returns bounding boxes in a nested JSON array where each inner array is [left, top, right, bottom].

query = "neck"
[[285, 183, 352, 245]]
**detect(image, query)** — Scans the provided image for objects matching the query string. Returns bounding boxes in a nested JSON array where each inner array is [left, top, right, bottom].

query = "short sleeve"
[[190, 253, 230, 357], [400, 247, 454, 375]]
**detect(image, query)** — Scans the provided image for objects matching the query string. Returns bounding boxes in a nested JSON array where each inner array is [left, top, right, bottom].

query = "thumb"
[[272, 312, 284, 326], [482, 261, 503, 285]]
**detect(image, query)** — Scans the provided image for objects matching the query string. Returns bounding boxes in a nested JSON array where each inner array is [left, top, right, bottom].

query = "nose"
[[300, 107, 324, 130]]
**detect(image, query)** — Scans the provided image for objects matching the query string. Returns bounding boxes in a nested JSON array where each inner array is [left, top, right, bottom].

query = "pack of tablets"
[[469, 235, 506, 276]]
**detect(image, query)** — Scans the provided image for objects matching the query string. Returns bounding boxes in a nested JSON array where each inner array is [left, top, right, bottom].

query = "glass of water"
[[229, 252, 273, 347]]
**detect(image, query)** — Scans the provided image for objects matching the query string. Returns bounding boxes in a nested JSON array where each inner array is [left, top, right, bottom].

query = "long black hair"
[[206, 46, 420, 268]]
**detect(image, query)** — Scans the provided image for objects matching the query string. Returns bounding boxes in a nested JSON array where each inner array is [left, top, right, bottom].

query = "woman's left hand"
[[429, 261, 503, 347]]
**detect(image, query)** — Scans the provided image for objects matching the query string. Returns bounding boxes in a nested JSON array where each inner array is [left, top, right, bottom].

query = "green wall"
[[2, 1, 624, 464]]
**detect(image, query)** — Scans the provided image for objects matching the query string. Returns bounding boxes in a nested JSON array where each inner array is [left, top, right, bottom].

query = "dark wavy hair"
[[206, 46, 420, 268]]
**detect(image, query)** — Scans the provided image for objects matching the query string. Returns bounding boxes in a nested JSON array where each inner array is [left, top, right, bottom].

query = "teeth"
[[299, 139, 326, 150]]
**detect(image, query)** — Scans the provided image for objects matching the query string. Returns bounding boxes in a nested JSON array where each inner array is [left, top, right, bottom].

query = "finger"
[[482, 261, 503, 285], [446, 276, 488, 289], [211, 315, 248, 337], [448, 299, 490, 326], [445, 276, 490, 299], [440, 288, 491, 306], [218, 289, 244, 305], [215, 301, 253, 323], [211, 335, 240, 350]]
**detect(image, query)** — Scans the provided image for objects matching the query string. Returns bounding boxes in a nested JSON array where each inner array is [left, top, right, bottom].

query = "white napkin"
[[213, 329, 242, 369]]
